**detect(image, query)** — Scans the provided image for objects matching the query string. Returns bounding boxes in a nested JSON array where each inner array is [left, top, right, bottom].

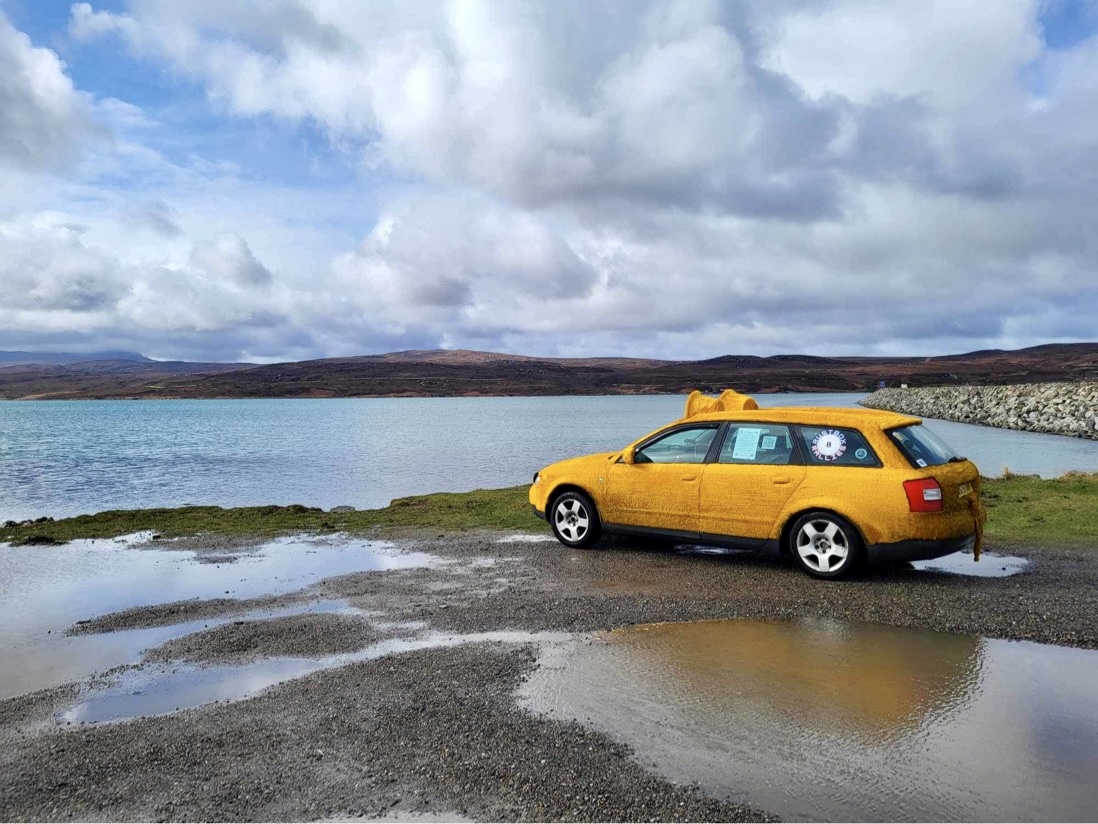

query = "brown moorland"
[[0, 343, 1094, 400]]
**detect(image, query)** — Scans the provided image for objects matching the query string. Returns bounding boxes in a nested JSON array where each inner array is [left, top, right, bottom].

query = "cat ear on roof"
[[718, 389, 759, 411], [684, 389, 758, 417]]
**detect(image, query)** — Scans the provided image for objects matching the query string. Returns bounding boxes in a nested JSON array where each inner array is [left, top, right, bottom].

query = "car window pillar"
[[703, 422, 729, 464]]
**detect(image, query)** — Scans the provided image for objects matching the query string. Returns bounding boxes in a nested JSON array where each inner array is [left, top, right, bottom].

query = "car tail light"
[[904, 478, 943, 512]]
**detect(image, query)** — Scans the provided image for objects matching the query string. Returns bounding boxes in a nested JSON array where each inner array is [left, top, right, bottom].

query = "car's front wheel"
[[549, 491, 602, 549], [789, 511, 863, 579]]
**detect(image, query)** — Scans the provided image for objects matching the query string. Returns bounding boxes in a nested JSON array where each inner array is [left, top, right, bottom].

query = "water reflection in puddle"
[[522, 619, 1098, 822], [674, 546, 1030, 578], [62, 630, 569, 724], [912, 551, 1029, 577], [0, 534, 438, 700]]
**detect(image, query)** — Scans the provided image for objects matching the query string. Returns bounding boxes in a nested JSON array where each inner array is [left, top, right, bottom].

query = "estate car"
[[529, 389, 986, 579]]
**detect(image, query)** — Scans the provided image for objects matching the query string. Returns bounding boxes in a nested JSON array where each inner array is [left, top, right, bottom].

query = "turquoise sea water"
[[1, 394, 1096, 521]]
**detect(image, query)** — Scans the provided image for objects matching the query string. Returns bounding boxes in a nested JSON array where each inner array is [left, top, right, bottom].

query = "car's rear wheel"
[[789, 511, 863, 579], [549, 491, 602, 549]]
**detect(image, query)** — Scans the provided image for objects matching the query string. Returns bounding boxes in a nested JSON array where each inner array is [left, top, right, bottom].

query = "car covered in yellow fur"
[[530, 389, 986, 579]]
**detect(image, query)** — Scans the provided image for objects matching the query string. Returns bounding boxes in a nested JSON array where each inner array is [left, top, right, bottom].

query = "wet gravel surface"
[[2, 529, 1096, 822], [69, 595, 298, 635], [144, 613, 384, 666]]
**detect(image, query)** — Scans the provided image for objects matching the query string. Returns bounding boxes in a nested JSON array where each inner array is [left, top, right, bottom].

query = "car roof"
[[677, 405, 922, 431]]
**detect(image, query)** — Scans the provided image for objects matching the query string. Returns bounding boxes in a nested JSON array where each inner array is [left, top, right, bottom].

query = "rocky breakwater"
[[860, 382, 1098, 440]]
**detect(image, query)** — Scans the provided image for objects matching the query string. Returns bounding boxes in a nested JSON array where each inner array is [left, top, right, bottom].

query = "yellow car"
[[530, 389, 986, 579]]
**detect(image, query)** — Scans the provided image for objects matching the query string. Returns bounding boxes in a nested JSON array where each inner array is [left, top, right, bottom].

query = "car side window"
[[717, 423, 795, 465], [634, 425, 718, 464], [794, 425, 881, 467]]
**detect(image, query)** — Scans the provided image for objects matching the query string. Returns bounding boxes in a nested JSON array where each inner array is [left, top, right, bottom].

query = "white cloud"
[[0, 214, 126, 314], [191, 233, 273, 287], [758, 0, 1043, 110], [65, 1, 847, 214], [0, 0, 1090, 362], [320, 191, 598, 340], [0, 12, 90, 172], [0, 209, 303, 360]]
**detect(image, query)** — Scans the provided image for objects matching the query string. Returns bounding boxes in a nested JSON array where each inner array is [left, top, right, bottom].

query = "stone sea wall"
[[860, 382, 1098, 440]]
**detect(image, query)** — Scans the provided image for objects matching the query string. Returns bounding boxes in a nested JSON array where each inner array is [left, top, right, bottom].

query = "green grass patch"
[[980, 472, 1098, 546], [2, 474, 1095, 547], [0, 485, 538, 545]]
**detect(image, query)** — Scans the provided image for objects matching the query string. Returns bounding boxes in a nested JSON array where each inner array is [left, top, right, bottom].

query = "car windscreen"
[[887, 424, 963, 468]]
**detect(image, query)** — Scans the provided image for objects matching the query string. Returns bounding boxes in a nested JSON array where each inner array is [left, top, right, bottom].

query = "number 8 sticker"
[[811, 429, 847, 461]]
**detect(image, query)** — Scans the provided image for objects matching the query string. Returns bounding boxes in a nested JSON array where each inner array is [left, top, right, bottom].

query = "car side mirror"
[[620, 448, 635, 464]]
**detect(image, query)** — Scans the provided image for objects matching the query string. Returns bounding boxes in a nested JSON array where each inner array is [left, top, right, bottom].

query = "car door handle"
[[771, 477, 791, 485], [681, 474, 698, 482]]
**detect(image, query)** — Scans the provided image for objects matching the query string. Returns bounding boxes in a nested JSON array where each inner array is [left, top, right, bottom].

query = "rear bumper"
[[868, 533, 976, 564]]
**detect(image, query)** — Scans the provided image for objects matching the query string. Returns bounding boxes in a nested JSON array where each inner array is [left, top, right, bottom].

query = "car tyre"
[[550, 491, 602, 549], [789, 511, 863, 580]]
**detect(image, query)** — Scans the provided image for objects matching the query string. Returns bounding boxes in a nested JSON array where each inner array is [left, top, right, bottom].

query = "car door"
[[603, 423, 720, 535], [698, 422, 806, 540]]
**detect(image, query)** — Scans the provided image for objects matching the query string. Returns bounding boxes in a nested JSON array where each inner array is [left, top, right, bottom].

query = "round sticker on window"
[[855, 447, 868, 460], [811, 429, 847, 461]]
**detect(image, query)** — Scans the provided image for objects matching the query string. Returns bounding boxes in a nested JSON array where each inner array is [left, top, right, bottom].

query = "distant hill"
[[356, 348, 671, 370], [0, 343, 1094, 400], [0, 350, 154, 366]]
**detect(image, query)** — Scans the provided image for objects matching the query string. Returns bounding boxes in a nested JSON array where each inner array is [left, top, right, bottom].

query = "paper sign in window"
[[731, 428, 763, 460], [761, 435, 777, 450]]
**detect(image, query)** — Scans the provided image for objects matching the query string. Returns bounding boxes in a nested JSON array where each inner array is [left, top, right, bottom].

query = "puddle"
[[495, 533, 555, 543], [0, 534, 439, 700], [61, 630, 569, 724], [911, 551, 1029, 577], [521, 619, 1098, 822]]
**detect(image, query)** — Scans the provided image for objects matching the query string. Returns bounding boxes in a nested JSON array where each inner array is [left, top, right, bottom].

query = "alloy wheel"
[[795, 518, 851, 574], [554, 497, 591, 544]]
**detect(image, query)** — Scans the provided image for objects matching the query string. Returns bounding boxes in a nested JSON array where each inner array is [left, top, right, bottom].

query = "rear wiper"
[[947, 456, 966, 463]]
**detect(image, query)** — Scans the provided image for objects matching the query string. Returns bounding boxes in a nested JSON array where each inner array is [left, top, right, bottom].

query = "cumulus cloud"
[[758, 0, 1043, 110], [0, 214, 127, 314], [190, 233, 273, 287], [127, 200, 183, 237], [0, 12, 89, 171], [68, 1, 854, 215], [314, 192, 598, 344], [0, 0, 1088, 361], [0, 211, 303, 360]]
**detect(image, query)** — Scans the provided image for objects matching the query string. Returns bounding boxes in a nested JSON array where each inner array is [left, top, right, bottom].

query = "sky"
[[0, 0, 1096, 363]]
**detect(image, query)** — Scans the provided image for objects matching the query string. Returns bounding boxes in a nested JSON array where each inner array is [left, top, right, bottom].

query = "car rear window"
[[887, 424, 962, 468], [793, 425, 881, 467]]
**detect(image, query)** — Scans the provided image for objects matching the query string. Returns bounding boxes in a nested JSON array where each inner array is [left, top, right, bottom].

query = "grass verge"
[[981, 472, 1097, 546], [1, 474, 1094, 547], [0, 486, 536, 545]]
